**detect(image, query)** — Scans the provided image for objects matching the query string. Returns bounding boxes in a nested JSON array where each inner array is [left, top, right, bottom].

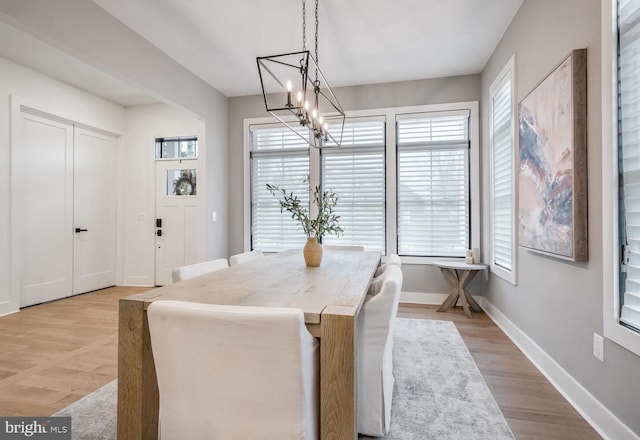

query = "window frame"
[[395, 110, 472, 258], [243, 101, 480, 265], [155, 136, 198, 159], [489, 55, 518, 285], [244, 117, 311, 252], [602, 0, 640, 356], [320, 115, 387, 253]]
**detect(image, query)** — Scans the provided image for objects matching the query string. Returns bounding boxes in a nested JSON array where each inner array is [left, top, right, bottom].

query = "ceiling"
[[0, 0, 523, 105], [0, 20, 158, 107]]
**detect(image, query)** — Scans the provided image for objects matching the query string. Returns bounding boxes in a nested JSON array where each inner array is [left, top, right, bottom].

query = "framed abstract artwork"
[[518, 48, 588, 262]]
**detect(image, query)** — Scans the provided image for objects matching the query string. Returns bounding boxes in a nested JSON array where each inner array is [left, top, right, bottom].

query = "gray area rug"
[[55, 318, 514, 439], [54, 379, 117, 440], [366, 318, 514, 440]]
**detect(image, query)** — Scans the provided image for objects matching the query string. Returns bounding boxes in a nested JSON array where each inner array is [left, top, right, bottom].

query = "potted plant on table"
[[266, 183, 343, 267]]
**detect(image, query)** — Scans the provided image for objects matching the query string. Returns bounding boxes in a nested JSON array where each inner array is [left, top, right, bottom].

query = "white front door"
[[17, 112, 74, 307], [73, 127, 117, 294], [155, 160, 200, 286]]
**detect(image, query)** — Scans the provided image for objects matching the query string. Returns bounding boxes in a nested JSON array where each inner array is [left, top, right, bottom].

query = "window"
[[167, 169, 197, 196], [396, 112, 470, 257], [602, 0, 640, 356], [155, 136, 197, 159], [249, 124, 310, 252], [618, 0, 640, 332], [489, 56, 517, 284], [244, 102, 479, 260], [321, 117, 386, 252]]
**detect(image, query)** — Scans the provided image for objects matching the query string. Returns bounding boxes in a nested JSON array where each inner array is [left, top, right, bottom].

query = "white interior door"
[[73, 127, 117, 294], [155, 160, 200, 286], [18, 111, 74, 307], [16, 108, 118, 307]]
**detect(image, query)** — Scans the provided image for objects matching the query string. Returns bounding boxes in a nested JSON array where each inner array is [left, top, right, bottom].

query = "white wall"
[[0, 55, 126, 315], [121, 104, 204, 286], [0, 0, 229, 262]]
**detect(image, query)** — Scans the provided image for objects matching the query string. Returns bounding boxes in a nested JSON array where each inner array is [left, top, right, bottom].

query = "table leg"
[[456, 284, 472, 318], [437, 286, 460, 312], [118, 299, 159, 440], [437, 267, 483, 318], [455, 270, 472, 318], [464, 287, 482, 311], [460, 270, 482, 313], [437, 268, 463, 312], [320, 307, 357, 440], [440, 267, 460, 287]]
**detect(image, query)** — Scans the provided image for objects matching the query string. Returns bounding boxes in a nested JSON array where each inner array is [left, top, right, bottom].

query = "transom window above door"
[[155, 136, 198, 159]]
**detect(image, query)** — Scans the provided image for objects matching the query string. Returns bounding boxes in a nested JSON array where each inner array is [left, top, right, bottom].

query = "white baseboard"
[[400, 291, 483, 307], [482, 298, 639, 440], [122, 276, 154, 287], [0, 308, 19, 317], [400, 291, 448, 305]]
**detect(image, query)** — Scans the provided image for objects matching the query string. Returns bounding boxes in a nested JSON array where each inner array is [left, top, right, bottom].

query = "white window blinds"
[[250, 125, 310, 252], [396, 112, 470, 257], [321, 118, 386, 252], [491, 70, 514, 272], [619, 0, 640, 330]]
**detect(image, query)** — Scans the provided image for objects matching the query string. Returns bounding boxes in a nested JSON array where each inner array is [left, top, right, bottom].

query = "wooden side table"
[[433, 260, 488, 318]]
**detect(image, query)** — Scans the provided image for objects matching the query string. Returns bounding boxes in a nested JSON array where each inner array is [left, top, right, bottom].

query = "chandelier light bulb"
[[297, 91, 303, 103], [301, 101, 310, 125], [318, 116, 324, 125], [286, 80, 293, 107], [312, 109, 318, 119]]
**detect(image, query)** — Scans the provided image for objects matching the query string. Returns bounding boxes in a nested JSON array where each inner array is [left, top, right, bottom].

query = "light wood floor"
[[0, 287, 600, 439], [0, 286, 147, 416], [399, 304, 601, 440]]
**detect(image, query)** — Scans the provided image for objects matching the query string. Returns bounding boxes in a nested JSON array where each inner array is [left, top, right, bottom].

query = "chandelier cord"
[[314, 0, 319, 83], [302, 0, 306, 52]]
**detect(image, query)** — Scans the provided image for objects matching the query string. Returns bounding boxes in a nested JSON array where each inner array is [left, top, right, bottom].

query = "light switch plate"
[[593, 333, 604, 362]]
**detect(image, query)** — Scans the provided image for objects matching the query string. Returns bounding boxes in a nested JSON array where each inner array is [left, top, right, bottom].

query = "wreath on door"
[[173, 170, 197, 196]]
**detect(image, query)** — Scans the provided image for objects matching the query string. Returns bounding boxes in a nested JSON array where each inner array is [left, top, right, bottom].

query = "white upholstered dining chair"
[[171, 258, 229, 283], [374, 253, 402, 277], [369, 254, 402, 295], [357, 264, 403, 437], [229, 249, 264, 266], [147, 300, 319, 440], [321, 244, 365, 251]]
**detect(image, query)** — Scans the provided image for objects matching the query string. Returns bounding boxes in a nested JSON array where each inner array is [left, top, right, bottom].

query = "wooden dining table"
[[117, 249, 381, 440]]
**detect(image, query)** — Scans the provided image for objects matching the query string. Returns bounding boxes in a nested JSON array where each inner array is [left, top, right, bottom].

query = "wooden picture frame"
[[518, 49, 588, 262]]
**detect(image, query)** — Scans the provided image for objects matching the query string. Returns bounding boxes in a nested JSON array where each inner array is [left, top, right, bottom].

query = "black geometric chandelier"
[[257, 0, 345, 148]]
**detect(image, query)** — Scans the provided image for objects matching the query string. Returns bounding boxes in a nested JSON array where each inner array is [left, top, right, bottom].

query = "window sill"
[[604, 314, 640, 357], [490, 263, 517, 285], [399, 255, 467, 266]]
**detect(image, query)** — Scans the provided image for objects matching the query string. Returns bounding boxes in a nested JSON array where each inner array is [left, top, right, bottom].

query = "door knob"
[[75, 228, 88, 233]]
